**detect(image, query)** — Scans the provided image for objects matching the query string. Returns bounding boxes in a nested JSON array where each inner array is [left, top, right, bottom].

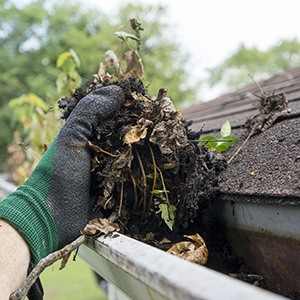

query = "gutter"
[[0, 175, 290, 299], [78, 232, 287, 300], [211, 195, 300, 296]]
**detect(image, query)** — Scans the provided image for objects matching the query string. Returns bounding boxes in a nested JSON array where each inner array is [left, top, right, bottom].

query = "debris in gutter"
[[228, 85, 290, 164]]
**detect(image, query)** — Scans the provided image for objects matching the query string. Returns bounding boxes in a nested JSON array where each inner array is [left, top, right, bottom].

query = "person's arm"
[[0, 219, 30, 300], [0, 85, 125, 300]]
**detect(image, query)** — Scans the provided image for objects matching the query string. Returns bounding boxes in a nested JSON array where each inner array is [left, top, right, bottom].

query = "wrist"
[[0, 219, 30, 299]]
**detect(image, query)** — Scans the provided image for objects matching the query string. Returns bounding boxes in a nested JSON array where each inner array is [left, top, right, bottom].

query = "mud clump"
[[59, 76, 227, 253]]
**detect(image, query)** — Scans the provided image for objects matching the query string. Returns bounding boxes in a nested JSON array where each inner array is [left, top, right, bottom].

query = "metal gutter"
[[211, 196, 300, 296], [78, 232, 287, 300], [0, 174, 291, 299]]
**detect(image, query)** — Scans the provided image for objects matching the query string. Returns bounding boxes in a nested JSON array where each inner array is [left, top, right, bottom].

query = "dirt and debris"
[[58, 76, 262, 285], [246, 91, 290, 134], [59, 76, 227, 232]]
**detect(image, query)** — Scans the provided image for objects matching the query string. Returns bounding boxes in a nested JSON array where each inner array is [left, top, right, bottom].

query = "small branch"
[[189, 139, 233, 143], [118, 180, 124, 217], [130, 172, 138, 212], [134, 145, 147, 216], [118, 41, 124, 79], [227, 130, 254, 164], [147, 141, 157, 216], [248, 73, 264, 95], [10, 235, 88, 300], [88, 141, 121, 157]]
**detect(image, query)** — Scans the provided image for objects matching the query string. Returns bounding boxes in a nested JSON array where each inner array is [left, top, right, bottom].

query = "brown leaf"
[[131, 91, 152, 107], [59, 252, 71, 270], [167, 233, 208, 265], [146, 232, 155, 241], [160, 237, 171, 244], [123, 124, 148, 145], [125, 50, 145, 80], [105, 50, 119, 70], [123, 118, 153, 146], [81, 218, 120, 237]]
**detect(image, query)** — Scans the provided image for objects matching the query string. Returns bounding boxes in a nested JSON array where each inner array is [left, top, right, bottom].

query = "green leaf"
[[201, 135, 218, 149], [220, 135, 239, 147], [146, 173, 158, 179], [151, 189, 169, 195], [156, 203, 176, 230], [57, 52, 72, 68], [215, 144, 228, 152], [115, 31, 140, 42], [61, 58, 76, 74], [56, 72, 68, 90], [104, 196, 113, 210], [69, 48, 81, 67], [221, 120, 231, 137]]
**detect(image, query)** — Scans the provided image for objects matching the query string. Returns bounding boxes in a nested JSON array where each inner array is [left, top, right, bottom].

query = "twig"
[[88, 141, 121, 157], [118, 180, 124, 217], [156, 167, 169, 204], [147, 141, 157, 216], [248, 73, 264, 95], [227, 129, 254, 164], [134, 145, 147, 215], [130, 172, 138, 212], [10, 235, 88, 300], [189, 139, 233, 143]]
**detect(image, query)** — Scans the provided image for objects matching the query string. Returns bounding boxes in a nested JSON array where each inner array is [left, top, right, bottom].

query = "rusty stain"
[[224, 226, 300, 296]]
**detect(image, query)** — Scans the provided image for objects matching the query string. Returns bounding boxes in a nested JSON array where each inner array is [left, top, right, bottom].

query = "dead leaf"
[[81, 218, 120, 237], [59, 252, 71, 270], [123, 118, 153, 145], [250, 168, 257, 176], [125, 50, 145, 80], [131, 91, 152, 107], [103, 148, 134, 198], [146, 232, 155, 241], [149, 97, 188, 155], [160, 237, 171, 244], [167, 233, 208, 265], [105, 50, 119, 71]]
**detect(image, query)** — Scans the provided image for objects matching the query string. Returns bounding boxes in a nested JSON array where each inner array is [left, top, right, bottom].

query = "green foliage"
[[0, 0, 198, 106], [103, 18, 145, 80], [201, 120, 239, 152], [56, 49, 81, 97], [208, 39, 300, 91], [0, 105, 15, 171], [156, 203, 176, 231], [0, 0, 200, 168], [5, 49, 80, 184], [152, 167, 176, 230]]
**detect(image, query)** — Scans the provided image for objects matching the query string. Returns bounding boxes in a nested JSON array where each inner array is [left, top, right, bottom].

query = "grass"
[[40, 256, 107, 300]]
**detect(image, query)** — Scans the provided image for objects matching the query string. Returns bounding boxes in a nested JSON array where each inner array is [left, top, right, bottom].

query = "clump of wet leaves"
[[59, 76, 227, 254]]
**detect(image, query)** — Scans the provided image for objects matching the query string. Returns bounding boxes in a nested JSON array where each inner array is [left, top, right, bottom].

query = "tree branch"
[[10, 235, 88, 300]]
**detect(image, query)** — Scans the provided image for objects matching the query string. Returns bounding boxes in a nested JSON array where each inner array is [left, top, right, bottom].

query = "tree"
[[0, 0, 199, 169], [208, 39, 300, 92]]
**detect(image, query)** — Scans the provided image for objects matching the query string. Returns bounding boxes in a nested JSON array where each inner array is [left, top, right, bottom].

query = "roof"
[[182, 67, 300, 200]]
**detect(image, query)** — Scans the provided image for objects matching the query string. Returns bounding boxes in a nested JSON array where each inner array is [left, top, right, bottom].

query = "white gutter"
[[78, 233, 287, 300]]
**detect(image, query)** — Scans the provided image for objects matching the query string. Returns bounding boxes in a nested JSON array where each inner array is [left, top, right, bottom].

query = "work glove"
[[0, 86, 124, 299]]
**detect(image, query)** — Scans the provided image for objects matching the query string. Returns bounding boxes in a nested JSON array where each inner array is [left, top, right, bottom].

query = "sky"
[[90, 0, 300, 101]]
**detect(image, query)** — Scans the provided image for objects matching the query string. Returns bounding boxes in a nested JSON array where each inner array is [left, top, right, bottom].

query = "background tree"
[[0, 0, 199, 170], [208, 39, 300, 92]]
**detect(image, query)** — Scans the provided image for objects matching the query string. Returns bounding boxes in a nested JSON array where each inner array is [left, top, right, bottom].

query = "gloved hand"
[[0, 85, 124, 265]]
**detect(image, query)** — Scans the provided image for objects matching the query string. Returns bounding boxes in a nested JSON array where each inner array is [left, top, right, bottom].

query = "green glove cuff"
[[0, 138, 62, 265]]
